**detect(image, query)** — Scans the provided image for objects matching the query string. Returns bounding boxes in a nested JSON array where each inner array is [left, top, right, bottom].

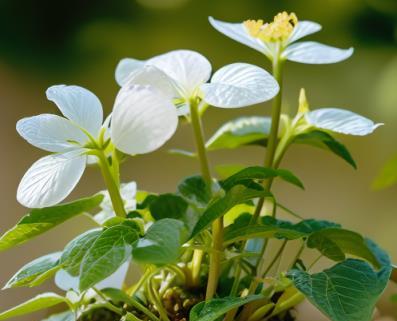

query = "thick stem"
[[189, 99, 222, 300], [96, 151, 127, 217]]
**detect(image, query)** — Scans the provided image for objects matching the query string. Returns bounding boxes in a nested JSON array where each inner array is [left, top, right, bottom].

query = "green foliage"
[[221, 166, 304, 190], [190, 295, 263, 321], [4, 252, 61, 289], [149, 194, 189, 220], [80, 224, 139, 291], [0, 195, 103, 252], [294, 130, 356, 168], [191, 185, 271, 238], [289, 258, 391, 321], [206, 116, 271, 151], [132, 218, 187, 265], [177, 175, 211, 209], [307, 228, 380, 268], [0, 293, 68, 321], [60, 229, 102, 276], [373, 153, 397, 189]]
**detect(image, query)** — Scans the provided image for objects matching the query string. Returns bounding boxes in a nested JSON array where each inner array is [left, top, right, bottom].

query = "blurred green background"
[[0, 0, 396, 320]]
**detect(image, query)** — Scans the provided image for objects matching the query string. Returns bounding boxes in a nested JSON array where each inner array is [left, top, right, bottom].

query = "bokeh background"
[[0, 0, 396, 320]]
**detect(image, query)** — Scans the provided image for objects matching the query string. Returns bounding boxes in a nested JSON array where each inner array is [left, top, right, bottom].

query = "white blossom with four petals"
[[16, 84, 177, 208], [115, 49, 280, 115], [209, 16, 354, 64]]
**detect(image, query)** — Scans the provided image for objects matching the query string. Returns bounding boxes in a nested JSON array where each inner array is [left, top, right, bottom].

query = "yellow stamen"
[[243, 19, 264, 37], [244, 12, 298, 43]]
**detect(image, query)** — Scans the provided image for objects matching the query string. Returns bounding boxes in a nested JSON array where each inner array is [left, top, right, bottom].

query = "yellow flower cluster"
[[244, 12, 298, 43]]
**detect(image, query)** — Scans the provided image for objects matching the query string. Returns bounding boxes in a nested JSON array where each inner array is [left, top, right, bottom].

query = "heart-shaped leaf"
[[288, 257, 391, 321], [4, 252, 61, 289], [0, 194, 103, 252], [79, 224, 138, 291]]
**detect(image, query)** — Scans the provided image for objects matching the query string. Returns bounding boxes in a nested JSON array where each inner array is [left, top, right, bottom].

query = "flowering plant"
[[0, 11, 395, 321]]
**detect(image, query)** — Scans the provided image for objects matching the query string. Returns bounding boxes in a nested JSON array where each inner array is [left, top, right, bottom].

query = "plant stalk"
[[96, 150, 127, 217], [189, 99, 222, 300]]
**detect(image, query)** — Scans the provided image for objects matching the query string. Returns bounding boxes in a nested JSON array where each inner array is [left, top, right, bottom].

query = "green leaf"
[[132, 219, 186, 265], [294, 130, 357, 168], [0, 293, 67, 321], [41, 311, 74, 321], [79, 224, 138, 291], [60, 229, 102, 276], [215, 164, 246, 180], [4, 252, 61, 289], [263, 217, 341, 235], [206, 116, 271, 151], [177, 175, 211, 209], [0, 195, 104, 252], [149, 194, 188, 220], [372, 153, 397, 190], [224, 224, 305, 245], [288, 258, 391, 321], [221, 166, 304, 190], [190, 295, 262, 321], [307, 228, 380, 268], [191, 185, 271, 238], [392, 294, 397, 303]]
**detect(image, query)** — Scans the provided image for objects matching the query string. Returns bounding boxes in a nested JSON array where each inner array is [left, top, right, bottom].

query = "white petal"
[[17, 114, 87, 152], [287, 21, 322, 44], [147, 50, 212, 97], [115, 58, 145, 86], [46, 85, 103, 136], [55, 262, 129, 292], [305, 108, 383, 136], [123, 65, 177, 99], [201, 63, 279, 108], [111, 85, 178, 155], [208, 17, 270, 56], [283, 41, 354, 64], [17, 150, 86, 208]]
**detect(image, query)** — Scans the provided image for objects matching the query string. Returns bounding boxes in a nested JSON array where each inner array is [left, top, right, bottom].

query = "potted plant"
[[0, 11, 395, 321]]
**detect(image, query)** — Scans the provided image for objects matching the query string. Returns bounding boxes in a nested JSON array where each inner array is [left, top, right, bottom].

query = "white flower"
[[296, 89, 383, 136], [209, 12, 353, 64], [305, 108, 383, 136], [115, 49, 279, 115], [17, 84, 177, 208], [94, 181, 137, 224]]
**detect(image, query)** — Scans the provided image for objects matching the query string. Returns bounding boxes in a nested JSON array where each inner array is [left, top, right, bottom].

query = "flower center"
[[244, 12, 298, 43]]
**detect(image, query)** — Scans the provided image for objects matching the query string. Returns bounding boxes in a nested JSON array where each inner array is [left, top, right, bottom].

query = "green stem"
[[96, 150, 127, 217], [287, 241, 305, 271], [189, 99, 222, 300], [252, 56, 284, 223], [230, 56, 285, 303], [190, 249, 204, 288]]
